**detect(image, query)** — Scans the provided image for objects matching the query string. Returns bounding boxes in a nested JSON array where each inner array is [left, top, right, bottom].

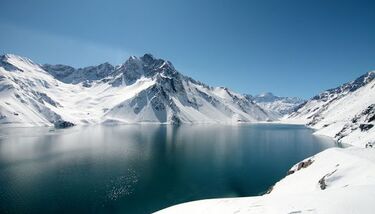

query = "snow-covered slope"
[[249, 92, 305, 116], [0, 54, 274, 127], [156, 147, 375, 214], [286, 71, 375, 147]]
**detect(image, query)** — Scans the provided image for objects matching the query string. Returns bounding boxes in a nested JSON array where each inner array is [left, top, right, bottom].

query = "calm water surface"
[[0, 124, 337, 213]]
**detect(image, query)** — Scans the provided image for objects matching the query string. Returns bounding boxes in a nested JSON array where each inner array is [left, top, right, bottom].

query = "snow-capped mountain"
[[249, 92, 305, 116], [0, 53, 274, 127], [287, 71, 375, 147]]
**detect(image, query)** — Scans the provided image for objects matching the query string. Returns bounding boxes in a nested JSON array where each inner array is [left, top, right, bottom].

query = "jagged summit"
[[1, 53, 25, 60], [111, 53, 178, 87], [140, 53, 155, 63], [258, 92, 275, 97], [42, 53, 178, 86], [1, 53, 36, 67], [312, 70, 375, 101], [254, 92, 278, 102]]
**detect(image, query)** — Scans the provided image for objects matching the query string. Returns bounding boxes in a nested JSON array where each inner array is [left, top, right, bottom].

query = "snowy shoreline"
[[156, 143, 375, 214], [156, 119, 375, 213]]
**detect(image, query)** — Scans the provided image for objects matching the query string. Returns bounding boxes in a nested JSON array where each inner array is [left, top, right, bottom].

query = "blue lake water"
[[0, 124, 338, 213]]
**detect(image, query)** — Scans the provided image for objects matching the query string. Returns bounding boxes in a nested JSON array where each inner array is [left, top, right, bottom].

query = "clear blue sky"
[[1, 0, 375, 98]]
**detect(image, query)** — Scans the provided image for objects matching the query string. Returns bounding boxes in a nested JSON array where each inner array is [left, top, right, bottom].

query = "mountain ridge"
[[286, 70, 375, 147], [249, 92, 305, 116], [0, 53, 275, 127]]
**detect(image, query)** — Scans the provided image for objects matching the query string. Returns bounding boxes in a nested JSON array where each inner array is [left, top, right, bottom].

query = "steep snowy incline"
[[286, 71, 375, 147], [0, 54, 157, 127], [0, 54, 274, 127], [156, 147, 375, 214], [0, 54, 71, 127]]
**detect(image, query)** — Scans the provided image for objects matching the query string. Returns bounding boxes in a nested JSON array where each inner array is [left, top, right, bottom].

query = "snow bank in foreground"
[[156, 147, 375, 214]]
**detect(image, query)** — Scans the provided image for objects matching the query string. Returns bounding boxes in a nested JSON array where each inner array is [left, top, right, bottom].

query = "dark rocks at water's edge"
[[54, 120, 75, 129], [265, 158, 315, 194], [287, 158, 314, 175], [266, 158, 314, 194], [265, 185, 274, 194], [296, 159, 314, 170], [170, 115, 182, 125]]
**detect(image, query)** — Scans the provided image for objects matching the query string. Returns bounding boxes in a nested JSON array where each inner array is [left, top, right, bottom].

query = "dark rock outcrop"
[[54, 120, 75, 129], [287, 159, 314, 175], [359, 124, 374, 131]]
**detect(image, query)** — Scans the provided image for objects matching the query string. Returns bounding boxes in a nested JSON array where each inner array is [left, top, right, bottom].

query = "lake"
[[0, 124, 337, 213]]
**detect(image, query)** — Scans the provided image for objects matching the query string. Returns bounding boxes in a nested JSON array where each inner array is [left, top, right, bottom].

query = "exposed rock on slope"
[[43, 62, 115, 86]]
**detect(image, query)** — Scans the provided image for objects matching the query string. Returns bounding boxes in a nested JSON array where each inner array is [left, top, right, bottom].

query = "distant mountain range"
[[248, 92, 305, 116], [0, 53, 280, 127]]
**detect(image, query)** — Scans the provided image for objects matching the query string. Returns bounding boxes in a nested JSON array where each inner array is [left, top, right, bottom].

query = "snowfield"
[[156, 147, 375, 214]]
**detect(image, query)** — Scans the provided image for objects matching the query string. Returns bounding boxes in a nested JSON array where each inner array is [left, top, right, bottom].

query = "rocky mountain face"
[[0, 53, 275, 127], [43, 62, 115, 86], [287, 71, 375, 147], [249, 92, 305, 116]]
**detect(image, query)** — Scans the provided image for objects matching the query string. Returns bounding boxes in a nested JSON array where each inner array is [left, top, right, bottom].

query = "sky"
[[0, 0, 375, 98]]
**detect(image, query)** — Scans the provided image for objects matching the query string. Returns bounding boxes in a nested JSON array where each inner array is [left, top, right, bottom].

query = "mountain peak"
[[141, 53, 155, 63], [251, 92, 305, 115], [255, 92, 279, 102], [1, 53, 17, 60], [1, 53, 32, 63], [258, 92, 275, 98], [0, 53, 39, 72], [312, 70, 375, 101]]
